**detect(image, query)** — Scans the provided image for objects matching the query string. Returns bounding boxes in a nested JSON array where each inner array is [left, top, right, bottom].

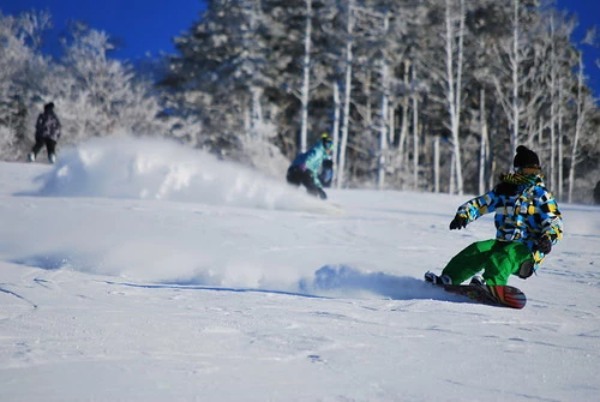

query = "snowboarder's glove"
[[449, 214, 468, 230], [322, 159, 333, 169], [538, 235, 552, 254], [518, 260, 535, 279]]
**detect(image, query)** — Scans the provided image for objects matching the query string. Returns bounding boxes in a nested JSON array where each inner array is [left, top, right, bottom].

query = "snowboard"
[[424, 272, 526, 309], [440, 283, 527, 309]]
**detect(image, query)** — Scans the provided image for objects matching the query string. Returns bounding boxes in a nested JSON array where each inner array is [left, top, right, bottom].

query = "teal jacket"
[[456, 173, 563, 268], [290, 141, 332, 189]]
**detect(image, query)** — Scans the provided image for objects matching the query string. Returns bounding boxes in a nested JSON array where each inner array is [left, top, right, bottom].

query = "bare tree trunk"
[[412, 66, 419, 191], [479, 88, 488, 194], [557, 83, 564, 199], [550, 116, 557, 192], [250, 86, 263, 140], [332, 80, 340, 175], [299, 0, 313, 152], [510, 0, 520, 156], [491, 0, 524, 166], [449, 151, 456, 194], [558, 119, 564, 198], [243, 98, 251, 135], [377, 110, 387, 190], [434, 136, 440, 193], [444, 0, 465, 195], [388, 103, 395, 146], [568, 55, 585, 203], [337, 1, 354, 189], [548, 13, 557, 193], [247, 2, 262, 141], [488, 138, 496, 189], [365, 71, 372, 128], [398, 61, 410, 186], [377, 14, 389, 190]]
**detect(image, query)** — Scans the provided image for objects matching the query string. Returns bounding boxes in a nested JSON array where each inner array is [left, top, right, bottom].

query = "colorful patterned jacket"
[[456, 173, 563, 268]]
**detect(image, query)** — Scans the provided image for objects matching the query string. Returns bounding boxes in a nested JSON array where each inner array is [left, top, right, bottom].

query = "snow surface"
[[1, 137, 599, 402]]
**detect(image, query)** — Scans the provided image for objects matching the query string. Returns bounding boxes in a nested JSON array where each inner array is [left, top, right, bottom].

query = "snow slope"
[[1, 137, 599, 402]]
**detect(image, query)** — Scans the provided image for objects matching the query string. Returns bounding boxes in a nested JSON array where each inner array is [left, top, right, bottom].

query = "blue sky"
[[556, 0, 600, 100], [0, 0, 206, 59], [1, 0, 598, 98]]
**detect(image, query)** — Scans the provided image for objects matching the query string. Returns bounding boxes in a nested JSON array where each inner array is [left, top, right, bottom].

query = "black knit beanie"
[[513, 145, 540, 169]]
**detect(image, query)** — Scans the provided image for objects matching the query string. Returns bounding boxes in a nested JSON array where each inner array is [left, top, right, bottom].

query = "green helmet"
[[321, 133, 333, 151]]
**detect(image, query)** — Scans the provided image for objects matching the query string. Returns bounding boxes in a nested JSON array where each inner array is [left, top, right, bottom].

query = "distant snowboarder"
[[287, 133, 334, 200], [29, 102, 61, 164], [425, 145, 563, 286]]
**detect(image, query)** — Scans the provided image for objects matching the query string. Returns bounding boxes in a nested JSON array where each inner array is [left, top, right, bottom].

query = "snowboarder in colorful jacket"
[[286, 133, 334, 200], [427, 146, 563, 286], [28, 102, 62, 164]]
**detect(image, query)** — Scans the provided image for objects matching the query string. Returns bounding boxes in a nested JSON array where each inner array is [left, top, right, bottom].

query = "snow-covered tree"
[[6, 1, 598, 200], [0, 10, 51, 159], [441, 0, 466, 195]]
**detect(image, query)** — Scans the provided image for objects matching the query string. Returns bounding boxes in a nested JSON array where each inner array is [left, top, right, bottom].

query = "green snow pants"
[[441, 239, 533, 285]]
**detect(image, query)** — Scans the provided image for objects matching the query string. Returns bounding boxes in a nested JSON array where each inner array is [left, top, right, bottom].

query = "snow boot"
[[469, 275, 486, 287], [424, 271, 452, 286]]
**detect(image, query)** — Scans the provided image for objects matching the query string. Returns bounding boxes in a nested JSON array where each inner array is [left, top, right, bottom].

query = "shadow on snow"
[[11, 255, 466, 304], [106, 264, 468, 304]]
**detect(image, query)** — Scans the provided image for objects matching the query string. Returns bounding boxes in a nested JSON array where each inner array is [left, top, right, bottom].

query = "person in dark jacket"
[[29, 102, 61, 164], [426, 146, 563, 286], [287, 133, 334, 199]]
